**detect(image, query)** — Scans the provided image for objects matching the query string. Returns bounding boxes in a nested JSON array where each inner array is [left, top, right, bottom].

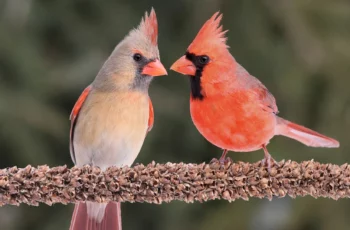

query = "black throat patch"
[[185, 52, 208, 100]]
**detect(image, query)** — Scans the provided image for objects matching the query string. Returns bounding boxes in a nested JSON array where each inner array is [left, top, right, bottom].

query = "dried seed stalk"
[[1, 160, 350, 207]]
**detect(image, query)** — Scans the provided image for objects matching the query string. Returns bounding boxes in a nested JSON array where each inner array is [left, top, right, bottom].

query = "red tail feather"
[[276, 117, 339, 148], [70, 202, 122, 230]]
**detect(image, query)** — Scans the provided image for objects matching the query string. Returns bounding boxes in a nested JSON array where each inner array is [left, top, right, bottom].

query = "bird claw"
[[219, 157, 233, 165], [209, 157, 233, 166], [209, 158, 218, 164], [261, 156, 277, 174]]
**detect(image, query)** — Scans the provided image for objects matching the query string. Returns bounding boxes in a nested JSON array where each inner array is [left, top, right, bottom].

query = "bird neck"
[[190, 57, 237, 100], [131, 74, 153, 92]]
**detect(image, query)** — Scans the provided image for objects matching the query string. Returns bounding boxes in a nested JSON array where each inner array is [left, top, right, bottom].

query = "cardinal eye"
[[133, 53, 142, 62], [199, 55, 210, 65]]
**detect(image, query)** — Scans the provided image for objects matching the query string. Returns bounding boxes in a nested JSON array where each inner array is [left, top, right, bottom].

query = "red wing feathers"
[[235, 64, 278, 114], [148, 97, 154, 132], [70, 85, 92, 121], [69, 85, 92, 163], [253, 84, 278, 114]]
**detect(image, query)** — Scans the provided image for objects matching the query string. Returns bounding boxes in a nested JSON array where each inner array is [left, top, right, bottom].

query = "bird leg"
[[261, 144, 277, 172], [219, 149, 231, 165]]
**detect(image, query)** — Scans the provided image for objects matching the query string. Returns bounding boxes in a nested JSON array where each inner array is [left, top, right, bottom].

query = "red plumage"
[[171, 12, 339, 166]]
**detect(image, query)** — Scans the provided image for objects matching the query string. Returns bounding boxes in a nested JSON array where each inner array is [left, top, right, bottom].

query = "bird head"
[[170, 12, 233, 99], [94, 8, 167, 92]]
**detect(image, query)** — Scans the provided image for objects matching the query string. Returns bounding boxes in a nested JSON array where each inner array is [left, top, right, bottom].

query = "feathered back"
[[138, 8, 158, 46], [188, 12, 228, 55]]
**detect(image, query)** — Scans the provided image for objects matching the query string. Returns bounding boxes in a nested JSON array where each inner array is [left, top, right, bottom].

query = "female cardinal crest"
[[139, 9, 158, 46]]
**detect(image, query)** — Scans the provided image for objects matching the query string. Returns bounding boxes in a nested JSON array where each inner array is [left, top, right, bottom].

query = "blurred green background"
[[0, 0, 349, 229]]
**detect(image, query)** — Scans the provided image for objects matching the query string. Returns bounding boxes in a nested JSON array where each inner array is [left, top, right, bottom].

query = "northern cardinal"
[[69, 8, 167, 230], [170, 12, 339, 167]]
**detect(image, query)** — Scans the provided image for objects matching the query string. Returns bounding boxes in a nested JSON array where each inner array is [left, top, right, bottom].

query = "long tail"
[[70, 202, 122, 230], [275, 117, 339, 148]]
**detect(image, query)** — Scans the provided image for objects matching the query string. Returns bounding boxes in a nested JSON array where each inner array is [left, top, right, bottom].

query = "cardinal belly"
[[190, 97, 276, 152], [73, 92, 149, 170]]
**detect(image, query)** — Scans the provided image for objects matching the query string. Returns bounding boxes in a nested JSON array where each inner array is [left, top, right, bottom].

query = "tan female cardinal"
[[69, 8, 167, 230], [170, 12, 339, 167]]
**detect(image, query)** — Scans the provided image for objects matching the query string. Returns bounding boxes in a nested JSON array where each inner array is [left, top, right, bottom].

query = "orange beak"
[[170, 55, 196, 76], [142, 59, 167, 77]]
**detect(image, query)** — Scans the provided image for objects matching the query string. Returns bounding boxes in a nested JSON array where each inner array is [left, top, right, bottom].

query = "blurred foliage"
[[0, 0, 349, 229]]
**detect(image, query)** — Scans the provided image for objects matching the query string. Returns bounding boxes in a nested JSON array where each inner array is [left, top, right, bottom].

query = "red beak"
[[170, 55, 196, 76], [142, 59, 167, 77]]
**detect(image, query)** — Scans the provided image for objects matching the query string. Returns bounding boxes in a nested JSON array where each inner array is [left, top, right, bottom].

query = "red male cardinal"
[[69, 8, 167, 230], [170, 12, 339, 167]]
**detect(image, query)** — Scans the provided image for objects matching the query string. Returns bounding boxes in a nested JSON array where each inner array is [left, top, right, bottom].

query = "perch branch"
[[1, 160, 350, 207]]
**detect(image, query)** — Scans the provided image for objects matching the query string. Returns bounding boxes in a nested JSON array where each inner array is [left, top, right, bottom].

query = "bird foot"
[[219, 157, 233, 165], [209, 158, 219, 164], [209, 157, 233, 166], [261, 155, 277, 173]]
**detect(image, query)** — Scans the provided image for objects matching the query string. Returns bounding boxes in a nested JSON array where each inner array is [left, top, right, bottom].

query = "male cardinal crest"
[[170, 12, 339, 167], [69, 8, 167, 230]]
